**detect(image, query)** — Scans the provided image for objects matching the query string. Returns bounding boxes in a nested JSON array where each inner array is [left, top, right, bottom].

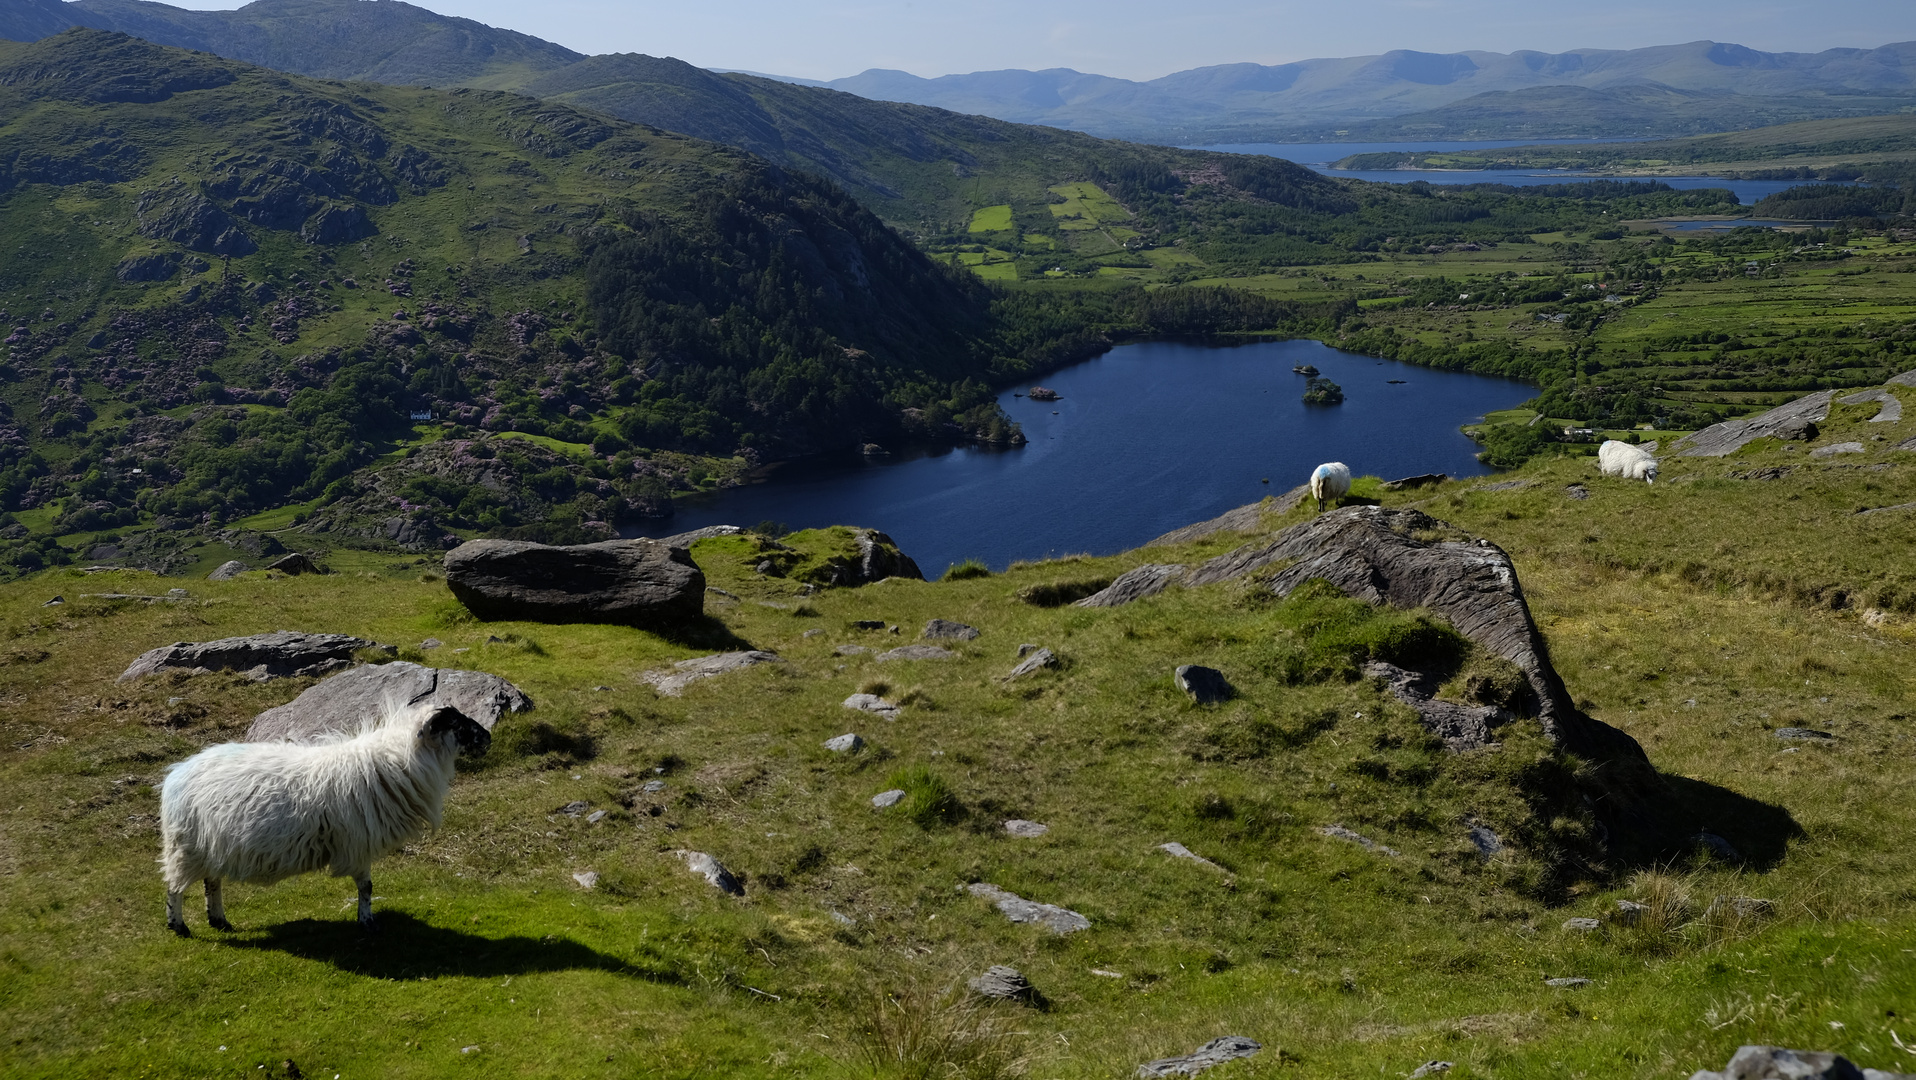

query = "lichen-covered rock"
[[923, 619, 980, 640], [1136, 1036, 1262, 1078], [967, 965, 1041, 1005], [245, 660, 531, 741], [445, 537, 704, 626], [642, 651, 782, 696], [119, 630, 376, 683], [1074, 563, 1186, 608]]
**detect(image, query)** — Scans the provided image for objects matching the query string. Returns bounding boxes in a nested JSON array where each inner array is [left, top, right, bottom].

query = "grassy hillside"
[[2, 378, 1915, 1076]]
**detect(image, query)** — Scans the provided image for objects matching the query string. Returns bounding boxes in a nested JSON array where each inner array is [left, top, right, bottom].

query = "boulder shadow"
[[1648, 772, 1804, 872], [653, 615, 754, 652], [218, 912, 681, 983]]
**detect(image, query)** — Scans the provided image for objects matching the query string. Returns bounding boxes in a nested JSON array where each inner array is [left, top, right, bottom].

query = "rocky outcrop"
[[245, 661, 532, 741], [853, 528, 922, 584], [1136, 1036, 1262, 1078], [967, 965, 1042, 1006], [1075, 563, 1187, 607], [923, 619, 979, 640], [206, 560, 248, 581], [654, 525, 743, 547], [1147, 491, 1303, 547], [1184, 506, 1645, 767], [1366, 661, 1515, 751], [1838, 388, 1903, 424], [444, 538, 704, 626], [966, 882, 1089, 934], [119, 630, 377, 683], [1673, 390, 1835, 456], [641, 651, 782, 696], [1688, 1045, 1914, 1080]]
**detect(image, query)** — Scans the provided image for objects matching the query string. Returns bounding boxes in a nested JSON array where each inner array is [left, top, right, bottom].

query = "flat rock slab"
[[1367, 661, 1513, 752], [1689, 1044, 1915, 1080], [1004, 819, 1049, 838], [1149, 489, 1305, 546], [206, 560, 248, 581], [1005, 647, 1059, 679], [1775, 727, 1835, 740], [1159, 842, 1225, 872], [1136, 1036, 1262, 1078], [1563, 917, 1602, 932], [871, 789, 906, 808], [1320, 824, 1399, 857], [877, 645, 957, 662], [835, 644, 870, 656], [444, 538, 704, 626], [1675, 390, 1835, 457], [1175, 664, 1233, 704], [653, 524, 742, 547], [844, 693, 901, 720], [246, 661, 532, 741], [1546, 977, 1592, 988], [1839, 388, 1903, 423], [966, 882, 1088, 934], [824, 733, 866, 753], [121, 630, 378, 683], [676, 850, 743, 896], [1075, 563, 1186, 608], [967, 964, 1041, 1005], [1186, 506, 1644, 768], [643, 651, 783, 696], [1812, 441, 1867, 457], [923, 619, 980, 640]]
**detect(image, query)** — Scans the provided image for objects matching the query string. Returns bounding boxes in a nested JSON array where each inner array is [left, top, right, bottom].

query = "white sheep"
[[158, 703, 490, 935], [1310, 461, 1352, 511], [1597, 440, 1659, 484]]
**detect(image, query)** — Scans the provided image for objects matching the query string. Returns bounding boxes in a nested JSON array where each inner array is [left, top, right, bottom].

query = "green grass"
[[968, 205, 1015, 233], [8, 412, 1916, 1075]]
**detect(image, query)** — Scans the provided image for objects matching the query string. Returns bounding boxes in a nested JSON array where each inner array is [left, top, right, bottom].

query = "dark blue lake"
[[628, 339, 1533, 575]]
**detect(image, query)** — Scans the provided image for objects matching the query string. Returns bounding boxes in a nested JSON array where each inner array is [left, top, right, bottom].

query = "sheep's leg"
[[205, 878, 233, 932], [354, 872, 376, 930], [166, 888, 189, 937]]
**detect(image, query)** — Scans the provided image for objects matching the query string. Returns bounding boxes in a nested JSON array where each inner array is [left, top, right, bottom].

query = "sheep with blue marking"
[[1597, 440, 1659, 484], [1310, 462, 1352, 511], [158, 703, 490, 935]]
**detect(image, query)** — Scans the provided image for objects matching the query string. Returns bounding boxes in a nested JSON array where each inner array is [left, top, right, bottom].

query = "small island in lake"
[[1303, 376, 1345, 405], [1293, 364, 1320, 375], [1028, 386, 1060, 401]]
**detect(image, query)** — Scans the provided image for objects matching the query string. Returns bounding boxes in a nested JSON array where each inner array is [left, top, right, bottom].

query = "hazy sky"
[[171, 0, 1916, 81]]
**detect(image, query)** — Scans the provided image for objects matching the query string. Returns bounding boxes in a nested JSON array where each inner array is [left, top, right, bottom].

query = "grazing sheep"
[[158, 704, 490, 935], [1310, 462, 1352, 511], [1597, 440, 1659, 484]]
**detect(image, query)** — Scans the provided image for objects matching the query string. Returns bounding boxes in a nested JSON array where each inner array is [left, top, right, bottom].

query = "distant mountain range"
[[7, 0, 1916, 144]]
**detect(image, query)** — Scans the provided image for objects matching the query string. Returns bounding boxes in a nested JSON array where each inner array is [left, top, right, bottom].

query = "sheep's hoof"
[[357, 915, 379, 934], [209, 917, 235, 932], [168, 920, 191, 938]]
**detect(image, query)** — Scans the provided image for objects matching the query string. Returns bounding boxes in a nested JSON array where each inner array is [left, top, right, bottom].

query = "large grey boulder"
[[119, 630, 377, 683], [1673, 391, 1835, 456], [1688, 1044, 1915, 1080], [1185, 506, 1645, 767], [245, 660, 532, 741], [1136, 1036, 1262, 1078], [641, 651, 782, 696], [206, 560, 248, 581], [1074, 563, 1186, 608], [808, 528, 924, 587], [444, 538, 704, 626]]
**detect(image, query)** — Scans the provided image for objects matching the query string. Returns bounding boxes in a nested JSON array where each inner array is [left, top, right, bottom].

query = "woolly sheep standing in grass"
[[158, 703, 491, 935], [1598, 439, 1659, 484], [1310, 462, 1352, 511]]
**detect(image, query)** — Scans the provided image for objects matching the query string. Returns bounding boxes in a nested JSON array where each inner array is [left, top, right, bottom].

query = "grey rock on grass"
[[923, 619, 980, 640], [966, 882, 1088, 934], [1546, 977, 1592, 988], [1776, 727, 1835, 740], [444, 537, 704, 626], [1812, 442, 1866, 458], [1688, 1044, 1916, 1080], [206, 560, 248, 580], [1004, 819, 1049, 838], [266, 553, 323, 575], [1074, 563, 1186, 607], [877, 644, 957, 662], [967, 964, 1041, 1005], [1319, 824, 1398, 857], [122, 630, 379, 683], [1839, 388, 1903, 423], [676, 850, 743, 896], [835, 644, 870, 656], [1562, 917, 1602, 932], [1674, 390, 1838, 456], [1408, 1063, 1453, 1079], [1159, 842, 1225, 872], [1136, 1035, 1262, 1077], [871, 789, 906, 808], [1615, 899, 1650, 925], [642, 651, 783, 696], [1005, 647, 1059, 679], [572, 871, 599, 890], [1367, 661, 1514, 752], [824, 733, 866, 753], [1174, 664, 1233, 704], [1468, 824, 1503, 857], [246, 660, 532, 741], [844, 693, 901, 720]]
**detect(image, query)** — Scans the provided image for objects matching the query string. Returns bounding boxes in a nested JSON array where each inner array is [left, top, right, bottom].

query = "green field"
[[968, 204, 1015, 233]]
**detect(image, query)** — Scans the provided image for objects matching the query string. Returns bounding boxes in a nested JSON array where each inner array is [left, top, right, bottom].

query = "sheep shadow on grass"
[[219, 912, 683, 984]]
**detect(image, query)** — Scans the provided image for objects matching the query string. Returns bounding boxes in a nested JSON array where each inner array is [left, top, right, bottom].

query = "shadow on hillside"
[[656, 615, 754, 652], [219, 912, 681, 983], [1651, 773, 1804, 872]]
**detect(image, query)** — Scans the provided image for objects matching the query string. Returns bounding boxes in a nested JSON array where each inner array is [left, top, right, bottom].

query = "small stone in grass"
[[1615, 899, 1649, 925], [1004, 647, 1058, 679], [676, 850, 744, 895], [1174, 664, 1233, 704], [1408, 1063, 1452, 1079], [642, 779, 666, 793], [877, 644, 957, 662], [1546, 977, 1592, 988], [1004, 819, 1049, 838], [803, 628, 825, 638], [835, 644, 869, 656], [585, 810, 607, 824], [1135, 1036, 1261, 1078], [1562, 917, 1602, 932], [572, 871, 599, 889], [872, 789, 906, 808], [824, 732, 865, 753], [923, 619, 980, 640], [557, 800, 589, 817], [419, 638, 442, 649]]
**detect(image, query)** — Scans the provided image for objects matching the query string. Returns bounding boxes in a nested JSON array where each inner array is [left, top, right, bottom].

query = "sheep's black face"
[[424, 706, 492, 757]]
